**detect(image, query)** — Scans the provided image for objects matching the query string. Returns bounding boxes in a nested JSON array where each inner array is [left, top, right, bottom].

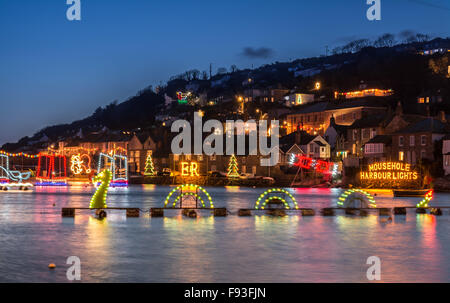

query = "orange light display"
[[181, 162, 199, 177], [360, 162, 418, 181]]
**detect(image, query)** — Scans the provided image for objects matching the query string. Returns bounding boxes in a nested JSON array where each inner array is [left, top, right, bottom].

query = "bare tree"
[[374, 33, 396, 47]]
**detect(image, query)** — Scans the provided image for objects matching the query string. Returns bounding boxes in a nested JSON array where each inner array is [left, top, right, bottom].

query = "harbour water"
[[1, 185, 450, 282]]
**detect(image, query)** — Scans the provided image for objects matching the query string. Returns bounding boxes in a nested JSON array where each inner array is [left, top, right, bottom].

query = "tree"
[[144, 153, 156, 176], [230, 65, 238, 73], [374, 33, 396, 47], [227, 154, 239, 178]]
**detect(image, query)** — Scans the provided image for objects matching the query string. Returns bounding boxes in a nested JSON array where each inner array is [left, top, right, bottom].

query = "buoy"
[[182, 209, 197, 218], [48, 263, 56, 269], [95, 209, 107, 219]]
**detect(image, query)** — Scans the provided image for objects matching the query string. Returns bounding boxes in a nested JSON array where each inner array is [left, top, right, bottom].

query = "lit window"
[[399, 151, 404, 161]]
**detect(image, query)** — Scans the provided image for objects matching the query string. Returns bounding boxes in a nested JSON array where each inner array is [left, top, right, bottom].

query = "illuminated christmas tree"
[[227, 154, 239, 178], [144, 153, 156, 176]]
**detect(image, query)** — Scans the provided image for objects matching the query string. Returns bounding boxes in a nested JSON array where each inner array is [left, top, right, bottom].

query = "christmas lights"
[[416, 189, 433, 208], [181, 161, 200, 177], [163, 184, 214, 208], [144, 154, 156, 176], [360, 161, 418, 181], [255, 188, 299, 210], [0, 154, 32, 184], [97, 153, 128, 186], [35, 153, 67, 186], [89, 169, 112, 209], [0, 150, 38, 158], [70, 154, 91, 175], [294, 155, 333, 174], [338, 189, 376, 208], [227, 154, 239, 178]]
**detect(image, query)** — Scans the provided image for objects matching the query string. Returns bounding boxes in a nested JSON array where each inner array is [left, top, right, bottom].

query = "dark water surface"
[[0, 185, 449, 282]]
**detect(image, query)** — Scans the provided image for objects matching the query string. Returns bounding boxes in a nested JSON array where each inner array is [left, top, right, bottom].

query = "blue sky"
[[0, 0, 449, 145]]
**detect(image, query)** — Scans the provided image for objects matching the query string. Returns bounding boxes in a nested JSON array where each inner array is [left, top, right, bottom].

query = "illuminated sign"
[[181, 162, 199, 177], [360, 162, 418, 181]]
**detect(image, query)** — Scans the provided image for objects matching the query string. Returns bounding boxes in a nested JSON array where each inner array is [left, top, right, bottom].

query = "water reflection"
[[0, 185, 450, 282]]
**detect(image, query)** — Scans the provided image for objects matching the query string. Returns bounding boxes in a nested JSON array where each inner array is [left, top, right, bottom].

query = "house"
[[280, 129, 331, 160], [442, 135, 450, 175], [285, 97, 388, 135], [128, 133, 157, 174], [324, 115, 350, 154], [346, 114, 387, 157], [363, 135, 393, 163], [392, 117, 450, 164]]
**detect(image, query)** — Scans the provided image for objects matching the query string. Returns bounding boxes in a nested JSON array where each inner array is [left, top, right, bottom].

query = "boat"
[[393, 189, 431, 197]]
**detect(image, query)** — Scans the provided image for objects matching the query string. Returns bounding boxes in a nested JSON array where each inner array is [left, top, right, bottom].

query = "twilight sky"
[[0, 0, 449, 145]]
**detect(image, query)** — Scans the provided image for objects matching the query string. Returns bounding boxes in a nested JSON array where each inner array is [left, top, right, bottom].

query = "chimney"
[[295, 128, 301, 145], [438, 110, 446, 123], [395, 101, 403, 116], [329, 114, 336, 127]]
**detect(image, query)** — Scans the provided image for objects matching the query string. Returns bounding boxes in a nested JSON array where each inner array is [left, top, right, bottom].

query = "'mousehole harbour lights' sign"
[[360, 162, 419, 181]]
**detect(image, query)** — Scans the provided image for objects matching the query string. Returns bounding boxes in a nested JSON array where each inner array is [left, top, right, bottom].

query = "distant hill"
[[2, 37, 449, 152]]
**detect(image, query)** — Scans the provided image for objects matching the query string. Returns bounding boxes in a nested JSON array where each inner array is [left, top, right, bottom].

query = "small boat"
[[393, 189, 431, 197]]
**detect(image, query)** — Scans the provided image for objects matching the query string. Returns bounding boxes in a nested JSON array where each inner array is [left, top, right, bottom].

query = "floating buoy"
[[48, 263, 56, 269], [182, 209, 197, 218], [95, 209, 107, 219]]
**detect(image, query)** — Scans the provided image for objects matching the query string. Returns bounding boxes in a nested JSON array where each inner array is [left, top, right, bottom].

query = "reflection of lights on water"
[[224, 186, 240, 192], [142, 184, 156, 191], [254, 214, 299, 232]]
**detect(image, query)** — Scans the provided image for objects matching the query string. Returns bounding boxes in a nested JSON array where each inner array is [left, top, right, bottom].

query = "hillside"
[[2, 37, 449, 152]]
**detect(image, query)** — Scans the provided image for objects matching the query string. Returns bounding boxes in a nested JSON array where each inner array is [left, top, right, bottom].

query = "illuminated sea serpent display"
[[255, 188, 299, 210], [416, 189, 433, 208], [0, 154, 33, 187], [89, 170, 112, 209], [163, 184, 214, 208], [338, 189, 377, 208]]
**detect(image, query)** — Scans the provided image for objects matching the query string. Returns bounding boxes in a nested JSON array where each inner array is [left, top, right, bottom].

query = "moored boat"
[[393, 189, 431, 197]]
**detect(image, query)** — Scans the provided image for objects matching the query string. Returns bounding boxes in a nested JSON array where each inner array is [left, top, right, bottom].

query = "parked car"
[[158, 168, 171, 176], [239, 173, 255, 179], [208, 171, 227, 178]]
